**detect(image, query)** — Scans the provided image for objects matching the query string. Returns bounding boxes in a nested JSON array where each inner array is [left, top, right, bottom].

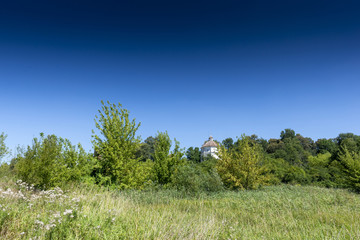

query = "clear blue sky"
[[1, 0, 360, 158]]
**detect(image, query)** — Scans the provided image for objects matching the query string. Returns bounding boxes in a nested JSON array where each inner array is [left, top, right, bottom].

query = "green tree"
[[263, 156, 289, 184], [307, 152, 333, 186], [92, 101, 149, 189], [337, 146, 360, 192], [222, 138, 234, 150], [296, 134, 316, 154], [266, 139, 285, 154], [153, 131, 185, 185], [217, 135, 270, 190], [249, 135, 268, 152], [137, 136, 157, 161], [280, 129, 296, 140], [316, 138, 337, 154], [282, 137, 310, 166], [15, 133, 93, 188], [186, 147, 201, 162], [339, 138, 359, 153], [0, 132, 9, 161], [336, 133, 360, 146], [268, 130, 311, 167]]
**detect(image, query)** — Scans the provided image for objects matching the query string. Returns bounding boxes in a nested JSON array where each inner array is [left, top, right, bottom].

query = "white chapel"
[[201, 136, 219, 160]]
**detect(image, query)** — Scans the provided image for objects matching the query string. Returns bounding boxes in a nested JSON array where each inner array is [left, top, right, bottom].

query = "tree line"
[[1, 101, 359, 193]]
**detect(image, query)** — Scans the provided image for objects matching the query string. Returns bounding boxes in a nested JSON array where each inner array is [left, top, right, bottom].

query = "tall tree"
[[92, 101, 147, 189], [153, 131, 185, 185]]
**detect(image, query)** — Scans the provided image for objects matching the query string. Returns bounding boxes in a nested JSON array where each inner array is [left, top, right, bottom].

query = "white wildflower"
[[44, 224, 56, 230], [63, 209, 73, 215], [35, 220, 44, 226], [53, 212, 61, 218]]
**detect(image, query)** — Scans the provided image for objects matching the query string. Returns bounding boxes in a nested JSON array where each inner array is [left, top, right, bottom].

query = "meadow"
[[2, 103, 360, 239], [0, 176, 359, 240]]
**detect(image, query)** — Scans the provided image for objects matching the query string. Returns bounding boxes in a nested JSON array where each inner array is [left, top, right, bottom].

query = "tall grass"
[[0, 176, 359, 239]]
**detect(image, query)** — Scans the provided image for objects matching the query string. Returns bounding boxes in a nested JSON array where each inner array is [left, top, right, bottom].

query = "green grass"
[[0, 177, 359, 239]]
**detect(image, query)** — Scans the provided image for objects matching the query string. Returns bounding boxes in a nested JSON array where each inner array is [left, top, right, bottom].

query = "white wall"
[[201, 146, 219, 159]]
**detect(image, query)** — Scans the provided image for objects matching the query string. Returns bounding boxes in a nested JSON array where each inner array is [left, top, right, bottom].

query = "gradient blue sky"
[[1, 0, 360, 157]]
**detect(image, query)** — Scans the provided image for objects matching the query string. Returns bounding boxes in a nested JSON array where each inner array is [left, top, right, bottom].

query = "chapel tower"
[[201, 136, 219, 160]]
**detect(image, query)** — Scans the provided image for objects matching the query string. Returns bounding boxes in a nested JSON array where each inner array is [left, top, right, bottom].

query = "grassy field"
[[0, 177, 359, 239]]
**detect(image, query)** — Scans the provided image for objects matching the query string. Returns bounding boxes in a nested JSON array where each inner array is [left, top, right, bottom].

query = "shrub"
[[307, 152, 334, 187], [282, 166, 310, 185], [217, 135, 271, 190], [171, 164, 223, 194], [14, 133, 94, 188]]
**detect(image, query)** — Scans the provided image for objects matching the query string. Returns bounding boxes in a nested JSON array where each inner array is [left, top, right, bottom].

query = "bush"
[[0, 163, 11, 179], [307, 152, 334, 187], [282, 166, 310, 185], [217, 136, 271, 190], [14, 133, 94, 188], [171, 164, 223, 194]]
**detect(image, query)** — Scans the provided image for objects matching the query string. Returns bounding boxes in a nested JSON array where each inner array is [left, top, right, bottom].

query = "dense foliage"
[[0, 132, 9, 161], [1, 102, 360, 193], [171, 161, 223, 193], [91, 101, 151, 189], [217, 136, 270, 190], [13, 133, 93, 188], [152, 131, 185, 185]]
